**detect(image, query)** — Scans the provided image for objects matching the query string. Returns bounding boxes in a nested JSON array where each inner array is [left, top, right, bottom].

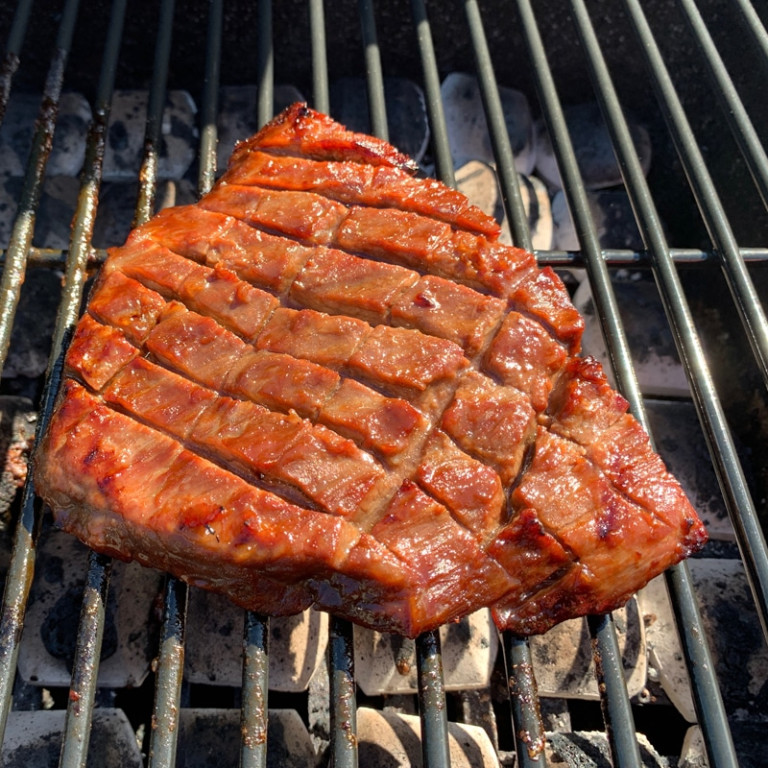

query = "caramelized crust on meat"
[[35, 103, 707, 637]]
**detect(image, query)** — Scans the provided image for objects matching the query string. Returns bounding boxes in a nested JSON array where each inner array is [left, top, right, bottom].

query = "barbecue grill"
[[0, 0, 766, 765]]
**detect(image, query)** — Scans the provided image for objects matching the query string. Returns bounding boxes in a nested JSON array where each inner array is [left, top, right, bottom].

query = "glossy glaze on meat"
[[34, 104, 707, 636]]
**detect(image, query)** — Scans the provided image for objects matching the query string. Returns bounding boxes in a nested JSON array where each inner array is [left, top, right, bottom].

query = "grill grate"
[[0, 1, 766, 766]]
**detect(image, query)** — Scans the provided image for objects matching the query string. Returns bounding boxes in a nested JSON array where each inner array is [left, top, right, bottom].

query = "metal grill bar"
[[134, 0, 176, 226], [321, 8, 376, 765], [240, 10, 274, 765], [539, 247, 768, 266], [6, 0, 130, 759], [5, 245, 768, 271], [59, 2, 174, 766], [144, 3, 225, 767], [567, 0, 750, 764], [309, 0, 330, 114], [134, 0, 175, 220], [511, 3, 644, 765], [586, 614, 642, 768], [424, 3, 564, 765], [59, 553, 113, 768], [0, 0, 111, 750], [148, 577, 188, 768], [622, 0, 768, 646], [665, 561, 739, 767], [296, 8, 363, 765], [0, 0, 81, 376], [463, 0, 532, 251], [85, 6, 184, 768], [416, 631, 451, 768], [0, 0, 33, 124], [733, 0, 768, 64], [410, 0, 454, 186], [625, 0, 768, 390], [329, 616, 358, 768], [256, 0, 274, 132], [198, 0, 223, 197], [357, 5, 455, 765], [503, 633, 546, 768], [515, 0, 645, 446], [676, 0, 768, 212], [147, 3, 196, 736], [456, 5, 552, 766], [241, 612, 270, 768], [358, 0, 388, 142], [466, 0, 659, 762]]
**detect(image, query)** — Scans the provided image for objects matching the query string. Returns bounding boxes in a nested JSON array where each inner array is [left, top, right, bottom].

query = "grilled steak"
[[34, 104, 707, 636]]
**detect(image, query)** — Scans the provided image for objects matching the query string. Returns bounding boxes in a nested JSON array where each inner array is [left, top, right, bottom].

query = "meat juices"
[[34, 104, 707, 637]]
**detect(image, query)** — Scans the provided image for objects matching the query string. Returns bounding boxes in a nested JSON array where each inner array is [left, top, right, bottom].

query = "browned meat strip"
[[290, 248, 419, 326], [415, 430, 505, 543], [102, 356, 387, 517], [370, 482, 515, 630], [257, 307, 369, 368], [484, 311, 568, 412], [35, 103, 707, 637], [133, 205, 313, 295], [110, 240, 279, 341], [549, 357, 704, 536], [391, 276, 507, 356], [66, 314, 138, 391], [201, 184, 349, 245], [347, 325, 467, 393], [233, 351, 340, 419], [87, 270, 166, 345], [319, 378, 427, 461], [224, 148, 502, 237], [441, 371, 537, 485]]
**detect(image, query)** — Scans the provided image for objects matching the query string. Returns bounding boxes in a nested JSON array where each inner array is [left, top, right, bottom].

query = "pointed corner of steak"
[[231, 102, 420, 174], [484, 351, 709, 635]]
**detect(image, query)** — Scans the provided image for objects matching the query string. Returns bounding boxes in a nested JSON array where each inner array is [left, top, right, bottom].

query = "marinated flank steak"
[[34, 104, 707, 636]]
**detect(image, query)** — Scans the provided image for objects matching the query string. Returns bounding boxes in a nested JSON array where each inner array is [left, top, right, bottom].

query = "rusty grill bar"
[[0, 1, 766, 766]]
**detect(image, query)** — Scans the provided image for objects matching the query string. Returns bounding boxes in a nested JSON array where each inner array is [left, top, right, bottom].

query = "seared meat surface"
[[34, 104, 707, 636]]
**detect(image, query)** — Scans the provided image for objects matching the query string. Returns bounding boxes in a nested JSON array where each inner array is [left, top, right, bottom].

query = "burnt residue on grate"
[[0, 1, 766, 767]]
